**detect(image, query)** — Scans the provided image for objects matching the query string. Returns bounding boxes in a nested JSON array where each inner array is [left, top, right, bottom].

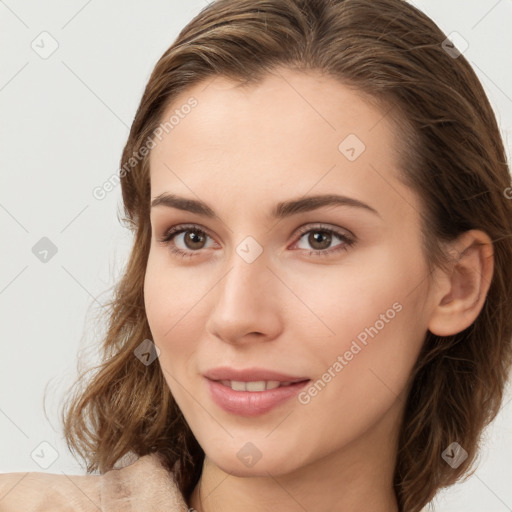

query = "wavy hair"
[[62, 1, 512, 510]]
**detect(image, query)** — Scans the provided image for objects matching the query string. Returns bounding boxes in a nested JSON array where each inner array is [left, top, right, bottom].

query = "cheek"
[[284, 246, 419, 346], [143, 250, 214, 374], [144, 264, 198, 406], [303, 262, 428, 422], [305, 296, 426, 451], [291, 246, 428, 393]]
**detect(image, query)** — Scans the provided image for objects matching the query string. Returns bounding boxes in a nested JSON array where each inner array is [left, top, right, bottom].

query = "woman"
[[1, 0, 511, 511]]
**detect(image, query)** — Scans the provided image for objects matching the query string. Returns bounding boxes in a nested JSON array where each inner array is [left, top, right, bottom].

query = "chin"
[[213, 457, 294, 478], [203, 440, 308, 478]]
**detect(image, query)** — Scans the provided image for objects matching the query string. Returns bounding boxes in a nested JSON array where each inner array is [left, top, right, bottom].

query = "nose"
[[205, 248, 283, 345]]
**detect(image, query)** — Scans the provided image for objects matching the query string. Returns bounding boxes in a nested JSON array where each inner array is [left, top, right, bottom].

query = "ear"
[[428, 229, 494, 336]]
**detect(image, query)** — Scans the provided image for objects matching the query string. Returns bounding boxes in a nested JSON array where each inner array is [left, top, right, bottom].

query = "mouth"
[[215, 379, 309, 391], [203, 366, 309, 384], [203, 369, 311, 416]]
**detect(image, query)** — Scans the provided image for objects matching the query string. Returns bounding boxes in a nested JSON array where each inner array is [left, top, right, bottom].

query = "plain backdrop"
[[1, 1, 511, 510]]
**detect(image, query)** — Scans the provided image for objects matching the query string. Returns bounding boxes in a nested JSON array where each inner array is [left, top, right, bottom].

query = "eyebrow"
[[150, 193, 380, 219]]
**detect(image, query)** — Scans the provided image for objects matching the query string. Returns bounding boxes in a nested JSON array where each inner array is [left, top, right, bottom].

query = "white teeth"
[[246, 381, 267, 392], [220, 380, 282, 391], [231, 380, 247, 391]]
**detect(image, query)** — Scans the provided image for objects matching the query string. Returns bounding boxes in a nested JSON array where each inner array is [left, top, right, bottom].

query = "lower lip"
[[205, 378, 310, 417]]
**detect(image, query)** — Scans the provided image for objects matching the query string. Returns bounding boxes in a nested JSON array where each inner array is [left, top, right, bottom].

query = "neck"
[[188, 398, 403, 512]]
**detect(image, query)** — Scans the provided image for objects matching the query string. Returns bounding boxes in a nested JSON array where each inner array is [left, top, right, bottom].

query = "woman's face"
[[144, 68, 439, 477]]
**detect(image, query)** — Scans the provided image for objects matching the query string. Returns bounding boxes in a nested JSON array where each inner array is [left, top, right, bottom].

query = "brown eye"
[[307, 231, 332, 250], [159, 224, 217, 259], [294, 224, 355, 257], [182, 230, 207, 250]]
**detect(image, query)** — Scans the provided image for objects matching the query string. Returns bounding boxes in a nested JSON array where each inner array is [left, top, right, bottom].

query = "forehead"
[[148, 68, 419, 222], [150, 68, 394, 157]]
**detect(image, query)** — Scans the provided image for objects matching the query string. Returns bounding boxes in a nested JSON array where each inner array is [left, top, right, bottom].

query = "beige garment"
[[0, 454, 436, 511], [0, 453, 190, 512]]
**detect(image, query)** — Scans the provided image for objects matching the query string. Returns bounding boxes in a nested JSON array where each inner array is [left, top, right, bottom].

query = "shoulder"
[[0, 469, 100, 512], [0, 453, 189, 512]]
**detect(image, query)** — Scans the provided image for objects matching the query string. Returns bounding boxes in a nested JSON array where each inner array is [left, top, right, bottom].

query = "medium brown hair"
[[62, 1, 512, 510]]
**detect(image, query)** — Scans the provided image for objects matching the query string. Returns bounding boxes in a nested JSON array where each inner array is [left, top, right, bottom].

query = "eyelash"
[[157, 223, 356, 260]]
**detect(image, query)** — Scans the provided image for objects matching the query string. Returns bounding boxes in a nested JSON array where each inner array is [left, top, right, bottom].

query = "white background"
[[1, 1, 511, 510]]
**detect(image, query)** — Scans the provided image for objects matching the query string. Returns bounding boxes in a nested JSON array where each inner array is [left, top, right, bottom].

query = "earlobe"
[[427, 230, 494, 337]]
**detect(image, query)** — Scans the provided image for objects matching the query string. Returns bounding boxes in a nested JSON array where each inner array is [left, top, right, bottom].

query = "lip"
[[203, 366, 309, 382], [203, 367, 310, 417]]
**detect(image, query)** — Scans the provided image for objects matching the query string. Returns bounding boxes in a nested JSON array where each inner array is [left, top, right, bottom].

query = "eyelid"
[[158, 223, 217, 244], [291, 222, 355, 242], [288, 222, 356, 256]]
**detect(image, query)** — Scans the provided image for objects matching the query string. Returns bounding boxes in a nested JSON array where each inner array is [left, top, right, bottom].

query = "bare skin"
[[144, 67, 493, 512]]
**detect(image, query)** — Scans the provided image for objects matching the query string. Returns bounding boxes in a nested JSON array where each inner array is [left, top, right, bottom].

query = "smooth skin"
[[144, 67, 493, 512]]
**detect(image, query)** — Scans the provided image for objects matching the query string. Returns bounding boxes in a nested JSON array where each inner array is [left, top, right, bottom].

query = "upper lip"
[[204, 366, 310, 382]]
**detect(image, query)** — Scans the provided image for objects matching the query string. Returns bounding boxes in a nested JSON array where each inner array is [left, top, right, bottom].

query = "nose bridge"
[[206, 244, 282, 343]]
